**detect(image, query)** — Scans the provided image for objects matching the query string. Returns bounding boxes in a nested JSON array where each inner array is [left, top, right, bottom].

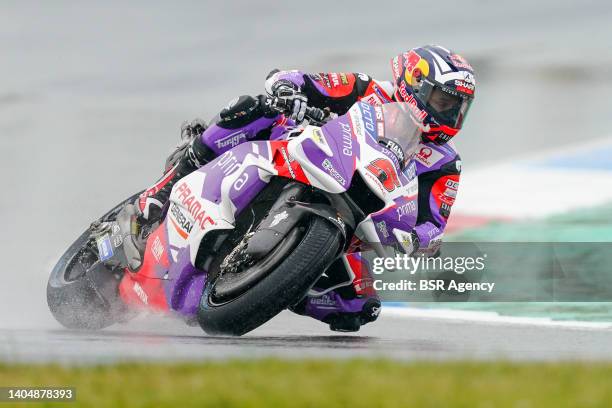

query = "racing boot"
[[119, 119, 216, 270], [291, 257, 381, 332]]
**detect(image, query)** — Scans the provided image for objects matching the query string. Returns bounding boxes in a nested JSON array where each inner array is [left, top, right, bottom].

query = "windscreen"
[[378, 102, 423, 167]]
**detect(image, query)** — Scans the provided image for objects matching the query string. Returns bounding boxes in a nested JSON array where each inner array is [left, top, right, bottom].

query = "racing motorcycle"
[[47, 100, 422, 336]]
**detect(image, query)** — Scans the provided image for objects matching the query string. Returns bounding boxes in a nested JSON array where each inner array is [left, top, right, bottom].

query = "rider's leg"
[[291, 252, 381, 332], [137, 94, 277, 226], [120, 95, 279, 269], [136, 124, 216, 226]]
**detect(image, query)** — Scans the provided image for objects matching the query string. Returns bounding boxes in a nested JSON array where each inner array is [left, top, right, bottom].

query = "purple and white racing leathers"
[[139, 69, 461, 330]]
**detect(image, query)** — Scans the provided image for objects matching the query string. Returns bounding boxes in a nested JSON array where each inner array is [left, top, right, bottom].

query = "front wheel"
[[197, 216, 342, 336]]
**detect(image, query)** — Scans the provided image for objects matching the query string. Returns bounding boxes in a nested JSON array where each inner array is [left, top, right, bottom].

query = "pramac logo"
[[175, 183, 215, 230], [415, 146, 444, 168]]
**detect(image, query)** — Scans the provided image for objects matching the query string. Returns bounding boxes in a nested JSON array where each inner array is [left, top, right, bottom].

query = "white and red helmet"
[[391, 45, 476, 145]]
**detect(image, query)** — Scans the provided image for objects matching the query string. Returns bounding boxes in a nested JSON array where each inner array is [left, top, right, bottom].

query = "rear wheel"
[[46, 192, 141, 330], [197, 216, 341, 336]]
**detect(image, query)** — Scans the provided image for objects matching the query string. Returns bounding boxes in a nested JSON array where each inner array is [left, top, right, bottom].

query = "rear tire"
[[46, 192, 141, 330], [198, 216, 341, 336], [46, 232, 123, 330]]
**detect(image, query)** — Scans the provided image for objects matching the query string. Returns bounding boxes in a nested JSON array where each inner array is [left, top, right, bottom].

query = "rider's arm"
[[199, 94, 282, 156], [265, 70, 393, 115], [414, 157, 461, 254]]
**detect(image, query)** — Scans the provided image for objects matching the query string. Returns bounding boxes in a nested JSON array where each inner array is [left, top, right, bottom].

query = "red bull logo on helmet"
[[398, 82, 428, 122]]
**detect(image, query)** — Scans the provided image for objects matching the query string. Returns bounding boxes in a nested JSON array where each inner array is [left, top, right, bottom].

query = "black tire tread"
[[198, 216, 341, 336]]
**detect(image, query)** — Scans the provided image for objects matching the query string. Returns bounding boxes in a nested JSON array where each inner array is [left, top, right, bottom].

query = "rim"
[[209, 226, 304, 304]]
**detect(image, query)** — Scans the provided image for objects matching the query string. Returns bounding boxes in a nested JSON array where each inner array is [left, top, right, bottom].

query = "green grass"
[[2, 359, 612, 407]]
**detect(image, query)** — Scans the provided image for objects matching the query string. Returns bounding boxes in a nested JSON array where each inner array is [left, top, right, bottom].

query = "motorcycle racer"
[[122, 44, 476, 332]]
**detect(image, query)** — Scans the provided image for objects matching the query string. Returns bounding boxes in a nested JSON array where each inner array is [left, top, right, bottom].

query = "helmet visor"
[[417, 81, 473, 129]]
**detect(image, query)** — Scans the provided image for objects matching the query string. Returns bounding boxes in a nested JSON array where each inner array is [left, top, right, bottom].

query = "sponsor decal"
[[357, 72, 370, 82], [429, 236, 443, 252], [415, 146, 444, 167], [360, 103, 377, 138], [454, 79, 475, 95], [215, 131, 246, 149], [397, 201, 417, 220], [462, 71, 476, 84], [450, 54, 473, 71], [395, 229, 416, 253], [310, 73, 323, 81], [370, 305, 381, 317], [213, 151, 241, 176], [403, 51, 421, 75], [454, 80, 475, 90], [376, 221, 389, 238], [353, 278, 374, 293], [377, 121, 385, 138], [322, 158, 347, 186], [270, 210, 289, 228], [330, 73, 340, 87], [280, 147, 296, 178], [328, 215, 346, 232], [375, 106, 383, 120], [437, 133, 453, 143], [133, 282, 148, 305], [431, 174, 459, 216], [440, 202, 452, 218], [443, 187, 457, 198], [312, 128, 326, 145], [383, 139, 405, 164], [456, 160, 462, 172], [112, 234, 123, 248], [361, 93, 383, 106], [319, 73, 354, 96], [403, 51, 430, 87], [366, 158, 400, 192], [398, 83, 428, 122], [427, 226, 441, 239], [404, 161, 417, 180], [320, 74, 332, 88], [339, 122, 354, 156], [445, 179, 459, 190], [170, 203, 193, 237], [175, 183, 215, 230], [391, 56, 401, 79], [310, 294, 336, 306], [96, 234, 113, 261], [348, 108, 364, 139], [233, 172, 249, 191], [152, 236, 164, 262], [456, 86, 474, 95]]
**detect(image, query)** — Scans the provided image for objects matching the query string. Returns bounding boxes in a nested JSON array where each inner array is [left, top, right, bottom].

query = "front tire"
[[197, 216, 342, 336]]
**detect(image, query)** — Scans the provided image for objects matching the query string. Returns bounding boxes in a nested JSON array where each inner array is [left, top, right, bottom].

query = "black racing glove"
[[268, 80, 309, 122], [180, 118, 208, 141]]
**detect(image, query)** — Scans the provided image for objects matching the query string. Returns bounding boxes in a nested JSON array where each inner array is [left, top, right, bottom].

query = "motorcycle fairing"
[[120, 102, 423, 318]]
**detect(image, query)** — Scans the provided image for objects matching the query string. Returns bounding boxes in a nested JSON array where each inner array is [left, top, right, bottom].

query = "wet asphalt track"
[[3, 310, 612, 363], [3, 1, 612, 363]]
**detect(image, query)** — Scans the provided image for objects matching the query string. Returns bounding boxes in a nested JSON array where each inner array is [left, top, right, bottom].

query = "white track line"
[[382, 306, 612, 330]]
